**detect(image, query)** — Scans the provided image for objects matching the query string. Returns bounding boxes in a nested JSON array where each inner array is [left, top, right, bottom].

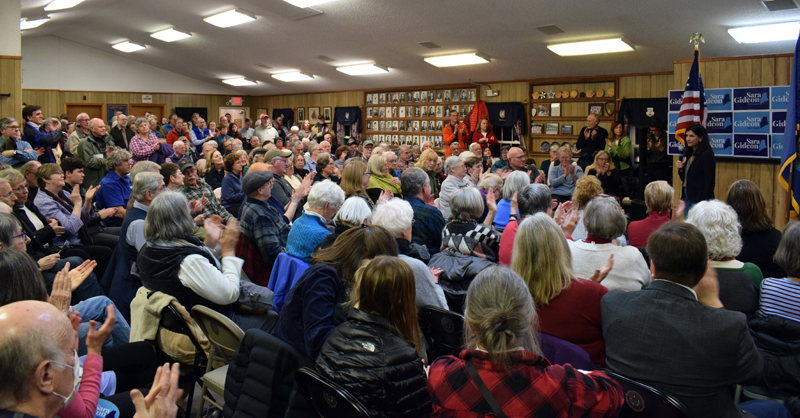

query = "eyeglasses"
[[13, 231, 27, 241], [14, 185, 26, 192], [4, 125, 20, 130], [597, 157, 610, 162]]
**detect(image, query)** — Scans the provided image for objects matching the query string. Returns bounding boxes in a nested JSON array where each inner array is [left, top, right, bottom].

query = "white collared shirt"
[[655, 279, 698, 300]]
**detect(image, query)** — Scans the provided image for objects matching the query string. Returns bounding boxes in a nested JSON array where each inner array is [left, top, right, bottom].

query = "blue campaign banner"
[[733, 87, 771, 111], [772, 111, 787, 133], [705, 112, 733, 134], [668, 134, 685, 155], [733, 134, 770, 158], [733, 111, 771, 134], [709, 134, 734, 156], [668, 112, 678, 132], [771, 86, 790, 110], [668, 91, 685, 112], [705, 89, 733, 111], [773, 134, 785, 158]]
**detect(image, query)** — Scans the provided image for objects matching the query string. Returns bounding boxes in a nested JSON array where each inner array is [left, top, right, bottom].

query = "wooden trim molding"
[[673, 53, 793, 64], [23, 89, 240, 97], [0, 55, 22, 60]]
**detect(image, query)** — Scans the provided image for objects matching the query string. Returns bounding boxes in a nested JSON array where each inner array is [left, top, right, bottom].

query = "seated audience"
[[569, 196, 649, 291], [316, 256, 432, 418], [315, 196, 372, 251], [220, 153, 246, 216], [437, 156, 474, 219], [293, 152, 309, 178], [428, 266, 624, 417], [95, 150, 133, 226], [286, 180, 344, 263], [549, 145, 584, 204], [21, 160, 42, 203], [539, 147, 558, 182], [569, 175, 609, 243], [502, 146, 544, 184], [0, 117, 37, 168], [603, 221, 791, 418], [498, 183, 552, 266], [758, 221, 800, 321], [312, 152, 339, 184], [402, 167, 445, 255], [415, 149, 440, 197], [341, 159, 377, 208], [238, 170, 290, 274], [267, 149, 306, 221], [494, 171, 529, 231], [727, 179, 786, 280], [129, 117, 160, 164], [203, 150, 225, 191], [366, 154, 402, 202], [181, 162, 234, 223], [60, 158, 120, 248], [686, 200, 761, 316], [627, 180, 675, 248], [586, 150, 625, 199], [476, 172, 502, 224], [275, 226, 398, 359]]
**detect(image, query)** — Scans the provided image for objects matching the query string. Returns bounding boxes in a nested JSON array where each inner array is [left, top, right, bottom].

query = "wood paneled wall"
[[619, 73, 674, 99], [0, 57, 22, 121], [672, 54, 792, 228]]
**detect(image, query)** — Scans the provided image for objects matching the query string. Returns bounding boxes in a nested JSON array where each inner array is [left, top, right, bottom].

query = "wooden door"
[[129, 104, 166, 121], [64, 103, 103, 121]]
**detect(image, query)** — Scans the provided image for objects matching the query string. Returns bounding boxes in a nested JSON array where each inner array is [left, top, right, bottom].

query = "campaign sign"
[[733, 134, 770, 158], [668, 91, 685, 112], [668, 134, 685, 155], [772, 111, 786, 134], [733, 87, 770, 111], [668, 112, 678, 132], [733, 111, 771, 134], [771, 86, 790, 110], [705, 89, 732, 112], [709, 134, 734, 156], [705, 112, 733, 134], [772, 134, 785, 159]]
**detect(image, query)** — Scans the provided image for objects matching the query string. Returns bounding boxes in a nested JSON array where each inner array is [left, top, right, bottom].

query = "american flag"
[[675, 50, 706, 148]]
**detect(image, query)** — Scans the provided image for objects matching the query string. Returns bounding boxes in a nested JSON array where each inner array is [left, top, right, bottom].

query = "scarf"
[[42, 188, 93, 245], [368, 173, 402, 195], [584, 233, 612, 245]]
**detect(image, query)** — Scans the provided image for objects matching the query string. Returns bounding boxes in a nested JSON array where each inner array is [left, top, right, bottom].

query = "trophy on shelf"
[[548, 91, 556, 99]]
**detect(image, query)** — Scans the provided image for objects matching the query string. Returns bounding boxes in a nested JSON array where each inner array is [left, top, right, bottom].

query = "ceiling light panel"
[[204, 9, 256, 28], [547, 38, 635, 56], [44, 0, 85, 11], [20, 17, 50, 30], [282, 0, 333, 7], [151, 28, 192, 42], [223, 77, 258, 86], [112, 41, 146, 53], [424, 52, 491, 67], [272, 72, 314, 82], [336, 63, 389, 76], [728, 22, 800, 43]]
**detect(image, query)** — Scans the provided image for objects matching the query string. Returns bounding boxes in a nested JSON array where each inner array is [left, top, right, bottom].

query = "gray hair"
[[334, 196, 372, 227], [290, 140, 302, 150], [502, 171, 531, 200], [130, 161, 160, 183], [308, 140, 319, 153], [450, 187, 484, 220], [775, 221, 800, 277], [518, 183, 551, 218], [144, 191, 195, 242], [0, 212, 18, 247], [131, 172, 162, 202], [583, 196, 627, 239], [0, 323, 67, 408], [0, 118, 16, 131], [444, 156, 463, 175], [307, 180, 345, 210], [135, 117, 149, 131], [686, 199, 742, 259], [372, 198, 414, 237], [105, 149, 132, 170], [401, 167, 429, 197]]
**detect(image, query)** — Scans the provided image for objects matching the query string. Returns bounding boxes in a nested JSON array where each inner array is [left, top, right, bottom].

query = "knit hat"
[[242, 170, 274, 195]]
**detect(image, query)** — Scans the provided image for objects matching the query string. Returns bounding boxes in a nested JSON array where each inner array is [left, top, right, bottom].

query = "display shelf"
[[530, 116, 615, 121], [530, 97, 614, 103]]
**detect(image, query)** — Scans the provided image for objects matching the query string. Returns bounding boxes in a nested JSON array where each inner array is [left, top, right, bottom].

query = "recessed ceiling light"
[[44, 0, 85, 11], [112, 41, 146, 53], [336, 63, 389, 76], [547, 38, 635, 56], [20, 17, 50, 30], [763, 0, 798, 11], [272, 71, 314, 82], [222, 77, 258, 86], [204, 9, 256, 28], [728, 22, 800, 43], [151, 28, 192, 42], [424, 52, 491, 67], [282, 0, 333, 7]]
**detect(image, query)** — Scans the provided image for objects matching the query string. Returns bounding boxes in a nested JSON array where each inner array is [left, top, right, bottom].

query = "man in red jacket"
[[166, 118, 190, 146], [443, 110, 468, 157]]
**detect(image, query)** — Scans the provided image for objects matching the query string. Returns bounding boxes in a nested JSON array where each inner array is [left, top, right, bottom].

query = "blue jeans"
[[682, 190, 697, 217], [41, 256, 106, 305], [740, 400, 792, 418], [75, 296, 131, 356]]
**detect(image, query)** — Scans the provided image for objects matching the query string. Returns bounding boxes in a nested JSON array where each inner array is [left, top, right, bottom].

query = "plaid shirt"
[[397, 158, 413, 173], [181, 181, 233, 221], [239, 197, 289, 265], [129, 133, 159, 164], [429, 350, 623, 418], [404, 195, 445, 255]]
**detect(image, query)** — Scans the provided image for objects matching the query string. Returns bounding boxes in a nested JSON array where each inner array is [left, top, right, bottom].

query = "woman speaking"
[[676, 124, 716, 214]]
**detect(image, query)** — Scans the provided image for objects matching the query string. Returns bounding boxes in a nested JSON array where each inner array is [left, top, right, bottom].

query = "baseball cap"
[[362, 140, 374, 147], [263, 148, 293, 162], [259, 113, 269, 119], [179, 161, 195, 172], [241, 170, 274, 195]]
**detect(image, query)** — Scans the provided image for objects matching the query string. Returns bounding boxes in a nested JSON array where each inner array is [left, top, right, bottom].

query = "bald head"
[[586, 113, 599, 128], [88, 118, 107, 137], [508, 147, 526, 170]]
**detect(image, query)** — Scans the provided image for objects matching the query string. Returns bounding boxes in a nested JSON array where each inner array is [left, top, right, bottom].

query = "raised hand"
[[69, 260, 97, 290], [130, 363, 183, 418], [510, 192, 519, 215], [219, 219, 240, 257], [485, 188, 497, 212], [85, 185, 100, 201], [48, 262, 72, 313], [428, 267, 443, 284], [561, 209, 580, 238], [70, 183, 83, 206], [589, 254, 614, 283], [86, 305, 115, 355]]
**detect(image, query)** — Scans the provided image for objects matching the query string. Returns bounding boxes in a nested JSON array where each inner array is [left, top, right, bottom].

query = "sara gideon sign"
[[668, 86, 789, 160]]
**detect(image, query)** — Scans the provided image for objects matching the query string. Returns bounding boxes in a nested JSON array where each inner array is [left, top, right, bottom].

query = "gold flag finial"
[[690, 32, 705, 51]]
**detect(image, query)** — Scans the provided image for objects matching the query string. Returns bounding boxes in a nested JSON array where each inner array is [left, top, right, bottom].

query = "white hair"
[[334, 196, 372, 227], [686, 199, 743, 259], [307, 179, 345, 210], [503, 171, 530, 200], [372, 198, 414, 238]]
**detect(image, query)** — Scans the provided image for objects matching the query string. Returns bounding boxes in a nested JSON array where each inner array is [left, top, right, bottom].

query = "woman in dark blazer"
[[676, 124, 715, 214]]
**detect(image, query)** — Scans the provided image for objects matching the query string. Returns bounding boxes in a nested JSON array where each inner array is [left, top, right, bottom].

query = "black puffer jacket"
[[749, 314, 800, 393], [428, 248, 496, 292], [315, 308, 432, 418]]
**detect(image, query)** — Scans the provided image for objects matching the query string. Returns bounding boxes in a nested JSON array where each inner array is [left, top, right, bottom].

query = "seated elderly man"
[[180, 162, 234, 223], [95, 149, 133, 226], [286, 180, 345, 263], [372, 198, 447, 309], [401, 167, 445, 256], [238, 171, 290, 283], [498, 183, 552, 266]]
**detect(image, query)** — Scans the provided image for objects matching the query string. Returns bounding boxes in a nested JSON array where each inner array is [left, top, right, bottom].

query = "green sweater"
[[606, 136, 631, 171]]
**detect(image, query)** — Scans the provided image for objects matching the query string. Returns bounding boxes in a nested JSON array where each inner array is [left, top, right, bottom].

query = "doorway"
[[218, 107, 249, 128], [129, 104, 166, 121], [64, 103, 104, 121]]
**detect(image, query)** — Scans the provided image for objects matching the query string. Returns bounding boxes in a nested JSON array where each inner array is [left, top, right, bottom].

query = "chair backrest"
[[294, 367, 373, 418], [191, 305, 245, 363], [601, 370, 689, 418], [440, 287, 466, 314], [159, 302, 208, 368], [268, 252, 310, 312], [539, 333, 595, 370], [418, 305, 465, 360]]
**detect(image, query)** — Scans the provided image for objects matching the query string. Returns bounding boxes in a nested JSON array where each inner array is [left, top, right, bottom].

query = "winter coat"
[[749, 314, 800, 394]]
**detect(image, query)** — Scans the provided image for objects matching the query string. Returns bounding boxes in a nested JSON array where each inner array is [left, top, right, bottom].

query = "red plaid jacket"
[[428, 349, 623, 418]]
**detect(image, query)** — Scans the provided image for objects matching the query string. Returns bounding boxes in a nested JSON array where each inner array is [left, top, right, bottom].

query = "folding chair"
[[294, 367, 373, 418], [418, 305, 465, 360], [601, 370, 689, 417], [158, 303, 208, 418]]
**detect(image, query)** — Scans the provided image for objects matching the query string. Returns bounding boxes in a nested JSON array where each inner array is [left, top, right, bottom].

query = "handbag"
[[465, 358, 510, 418], [235, 280, 274, 315]]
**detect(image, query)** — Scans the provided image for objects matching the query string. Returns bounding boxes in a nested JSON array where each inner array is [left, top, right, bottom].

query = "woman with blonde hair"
[[586, 149, 624, 199], [428, 265, 624, 417], [367, 153, 401, 202], [203, 149, 225, 190], [512, 213, 610, 366], [340, 160, 375, 207], [415, 149, 440, 197], [570, 175, 610, 243], [628, 181, 676, 248], [316, 256, 430, 417]]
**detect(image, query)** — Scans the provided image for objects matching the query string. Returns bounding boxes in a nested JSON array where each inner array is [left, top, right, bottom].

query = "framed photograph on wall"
[[531, 123, 543, 134], [296, 107, 305, 122], [308, 107, 321, 121], [550, 103, 561, 117], [545, 123, 559, 135], [323, 107, 332, 123], [536, 104, 549, 117], [107, 104, 127, 123], [561, 124, 573, 135], [588, 103, 604, 116]]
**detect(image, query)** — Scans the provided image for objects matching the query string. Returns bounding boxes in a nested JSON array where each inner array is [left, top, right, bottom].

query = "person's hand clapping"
[[219, 219, 240, 258], [85, 185, 100, 202], [130, 363, 183, 418], [86, 305, 115, 355], [560, 209, 580, 238], [694, 262, 723, 308], [48, 263, 72, 314], [68, 259, 97, 290], [589, 254, 614, 283]]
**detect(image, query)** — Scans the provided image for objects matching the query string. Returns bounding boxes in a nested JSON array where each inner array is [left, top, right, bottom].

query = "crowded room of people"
[[3, 0, 800, 417]]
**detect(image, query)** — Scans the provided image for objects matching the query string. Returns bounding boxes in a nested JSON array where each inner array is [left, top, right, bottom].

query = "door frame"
[[129, 103, 167, 120]]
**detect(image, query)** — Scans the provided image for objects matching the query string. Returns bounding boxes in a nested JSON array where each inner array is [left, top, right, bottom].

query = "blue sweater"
[[286, 212, 331, 263], [221, 172, 244, 209]]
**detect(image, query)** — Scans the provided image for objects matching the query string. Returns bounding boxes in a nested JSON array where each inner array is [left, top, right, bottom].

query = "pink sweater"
[[61, 354, 102, 418]]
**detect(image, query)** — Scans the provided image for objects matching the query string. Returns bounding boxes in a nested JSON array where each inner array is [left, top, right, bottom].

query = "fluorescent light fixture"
[[112, 41, 146, 53], [222, 77, 258, 86], [728, 21, 800, 43], [44, 0, 85, 11], [204, 9, 256, 28], [151, 28, 192, 42], [282, 0, 334, 7], [336, 63, 389, 76], [272, 72, 314, 82], [424, 52, 491, 67], [547, 38, 635, 56], [20, 17, 50, 30]]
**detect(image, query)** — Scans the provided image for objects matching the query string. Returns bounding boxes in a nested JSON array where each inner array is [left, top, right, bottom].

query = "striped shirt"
[[758, 277, 800, 322]]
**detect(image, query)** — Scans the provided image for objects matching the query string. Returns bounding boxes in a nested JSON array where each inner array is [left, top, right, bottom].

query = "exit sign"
[[231, 97, 242, 106]]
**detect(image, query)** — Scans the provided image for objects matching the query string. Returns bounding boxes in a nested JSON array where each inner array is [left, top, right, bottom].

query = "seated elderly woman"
[[476, 172, 502, 225], [757, 221, 800, 321], [549, 145, 584, 204], [285, 180, 345, 263], [686, 200, 761, 316], [628, 181, 675, 248], [427, 266, 624, 417], [569, 196, 649, 292], [315, 196, 372, 251], [136, 191, 276, 331], [221, 153, 246, 216], [498, 184, 553, 266], [512, 213, 610, 366], [570, 176, 626, 246], [366, 154, 402, 202], [586, 150, 625, 199], [438, 156, 476, 219], [373, 198, 447, 309], [415, 149, 441, 197], [494, 171, 529, 231], [312, 152, 339, 184]]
